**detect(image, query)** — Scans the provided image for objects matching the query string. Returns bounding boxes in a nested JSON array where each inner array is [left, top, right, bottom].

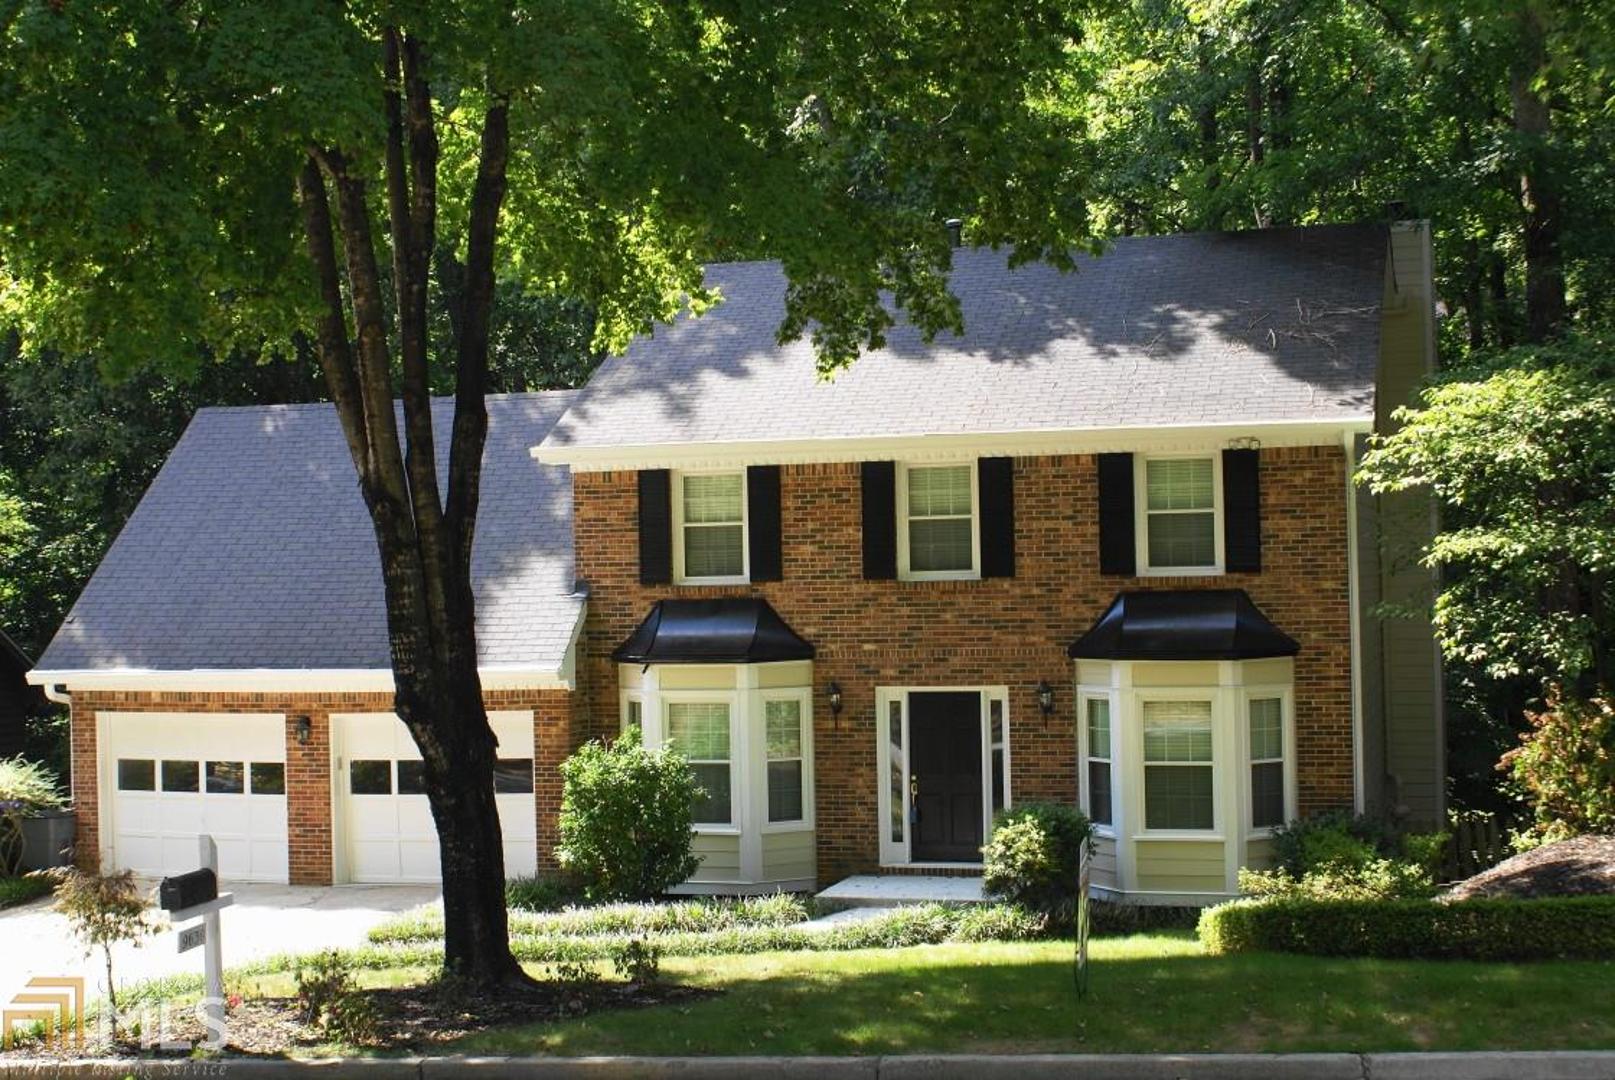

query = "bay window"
[[667, 701, 733, 825], [1084, 697, 1113, 827], [1248, 696, 1286, 829], [765, 698, 806, 824], [1141, 699, 1215, 830]]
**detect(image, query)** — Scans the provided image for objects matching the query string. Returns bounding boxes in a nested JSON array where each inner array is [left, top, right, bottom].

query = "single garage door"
[[104, 712, 289, 883], [334, 711, 538, 884]]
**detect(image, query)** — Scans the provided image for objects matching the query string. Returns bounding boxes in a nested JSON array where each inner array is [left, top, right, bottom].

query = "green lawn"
[[436, 934, 1615, 1056]]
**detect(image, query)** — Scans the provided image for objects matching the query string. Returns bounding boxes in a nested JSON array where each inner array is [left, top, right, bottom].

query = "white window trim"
[[1135, 691, 1222, 839], [896, 462, 981, 582], [1240, 686, 1296, 839], [672, 468, 749, 585], [663, 692, 741, 833], [620, 691, 644, 735], [874, 686, 1010, 867], [1134, 452, 1224, 577], [1077, 689, 1117, 838], [760, 688, 815, 833]]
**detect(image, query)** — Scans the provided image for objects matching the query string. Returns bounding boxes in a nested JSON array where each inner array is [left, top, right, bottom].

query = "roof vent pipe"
[[944, 218, 963, 248]]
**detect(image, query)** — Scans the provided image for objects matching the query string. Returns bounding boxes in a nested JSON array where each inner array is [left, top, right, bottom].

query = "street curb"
[[3, 1052, 1614, 1080]]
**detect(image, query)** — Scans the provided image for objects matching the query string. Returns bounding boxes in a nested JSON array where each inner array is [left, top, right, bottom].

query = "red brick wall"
[[69, 687, 574, 885], [573, 447, 1354, 884]]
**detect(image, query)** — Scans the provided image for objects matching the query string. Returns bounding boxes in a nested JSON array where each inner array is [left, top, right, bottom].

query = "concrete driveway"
[[0, 882, 438, 1004]]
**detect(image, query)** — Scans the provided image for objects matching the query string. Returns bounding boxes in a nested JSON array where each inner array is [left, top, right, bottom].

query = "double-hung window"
[[901, 464, 977, 578], [677, 472, 746, 582], [1142, 699, 1215, 830], [667, 701, 733, 825], [1248, 697, 1286, 829], [1139, 456, 1220, 572], [764, 698, 806, 824], [1084, 697, 1114, 827]]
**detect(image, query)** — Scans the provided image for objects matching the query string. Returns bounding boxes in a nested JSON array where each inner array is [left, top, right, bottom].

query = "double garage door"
[[103, 711, 538, 884], [105, 713, 290, 883], [334, 711, 539, 884]]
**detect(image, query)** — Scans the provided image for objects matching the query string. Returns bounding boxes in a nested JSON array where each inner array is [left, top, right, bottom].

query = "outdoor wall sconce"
[[827, 681, 844, 726], [294, 715, 312, 746], [1036, 681, 1056, 722]]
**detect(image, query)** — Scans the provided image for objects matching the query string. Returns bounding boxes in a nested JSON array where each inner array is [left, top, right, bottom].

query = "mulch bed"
[[1442, 834, 1615, 901], [0, 980, 715, 1059]]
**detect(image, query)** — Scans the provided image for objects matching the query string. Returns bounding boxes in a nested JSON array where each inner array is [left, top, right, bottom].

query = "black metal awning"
[[1067, 590, 1299, 661], [611, 599, 816, 665]]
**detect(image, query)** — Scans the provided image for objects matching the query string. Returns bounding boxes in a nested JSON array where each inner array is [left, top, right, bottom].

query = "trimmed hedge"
[[1199, 895, 1615, 961]]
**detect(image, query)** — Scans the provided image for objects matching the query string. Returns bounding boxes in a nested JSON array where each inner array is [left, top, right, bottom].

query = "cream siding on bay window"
[[620, 661, 815, 893], [1075, 658, 1296, 902]]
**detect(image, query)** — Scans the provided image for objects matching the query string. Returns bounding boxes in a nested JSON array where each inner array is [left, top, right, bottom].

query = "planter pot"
[[18, 810, 76, 871]]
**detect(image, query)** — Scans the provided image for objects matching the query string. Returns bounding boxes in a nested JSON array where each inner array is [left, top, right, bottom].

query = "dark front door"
[[909, 691, 984, 862]]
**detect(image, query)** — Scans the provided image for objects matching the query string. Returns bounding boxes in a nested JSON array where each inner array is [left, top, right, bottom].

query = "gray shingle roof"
[[541, 224, 1386, 457], [36, 392, 582, 676]]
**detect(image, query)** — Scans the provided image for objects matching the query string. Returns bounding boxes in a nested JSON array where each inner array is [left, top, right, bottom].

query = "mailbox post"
[[158, 836, 234, 1047]]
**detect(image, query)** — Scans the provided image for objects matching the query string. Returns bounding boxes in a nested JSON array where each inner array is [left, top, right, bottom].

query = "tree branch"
[[444, 97, 510, 583], [295, 155, 372, 479]]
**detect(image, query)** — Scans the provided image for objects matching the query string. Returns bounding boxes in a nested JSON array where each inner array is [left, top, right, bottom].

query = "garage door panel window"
[[161, 760, 200, 793], [667, 701, 732, 826], [397, 760, 427, 795], [205, 761, 245, 794], [495, 759, 535, 794], [350, 759, 392, 795], [249, 762, 285, 795], [118, 759, 155, 791]]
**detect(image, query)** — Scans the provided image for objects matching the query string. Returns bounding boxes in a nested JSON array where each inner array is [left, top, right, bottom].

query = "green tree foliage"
[[555, 729, 702, 902], [1502, 694, 1615, 846], [981, 802, 1093, 922], [40, 866, 152, 1023], [1358, 337, 1615, 689]]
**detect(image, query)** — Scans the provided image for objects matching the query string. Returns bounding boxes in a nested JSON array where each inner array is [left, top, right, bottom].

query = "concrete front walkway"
[[0, 882, 438, 1003], [815, 874, 985, 907]]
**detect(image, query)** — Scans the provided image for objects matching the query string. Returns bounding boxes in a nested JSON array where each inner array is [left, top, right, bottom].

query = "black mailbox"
[[159, 868, 217, 912]]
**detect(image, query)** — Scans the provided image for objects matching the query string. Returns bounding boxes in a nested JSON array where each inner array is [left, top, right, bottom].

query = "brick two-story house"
[[30, 221, 1443, 904]]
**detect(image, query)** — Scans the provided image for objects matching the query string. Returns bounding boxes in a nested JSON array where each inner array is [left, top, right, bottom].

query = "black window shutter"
[[637, 469, 672, 585], [860, 461, 897, 580], [978, 457, 1015, 578], [1223, 448, 1262, 573], [747, 465, 783, 582], [1097, 452, 1136, 576]]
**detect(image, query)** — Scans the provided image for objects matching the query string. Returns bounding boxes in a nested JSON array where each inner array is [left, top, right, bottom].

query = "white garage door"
[[334, 712, 538, 884], [104, 712, 289, 883]]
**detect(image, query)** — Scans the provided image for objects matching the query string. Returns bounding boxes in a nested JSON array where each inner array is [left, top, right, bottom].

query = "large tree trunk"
[[1510, 1, 1566, 343], [294, 28, 524, 990]]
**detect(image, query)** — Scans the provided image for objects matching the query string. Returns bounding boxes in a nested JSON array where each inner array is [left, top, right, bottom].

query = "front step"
[[814, 873, 986, 908]]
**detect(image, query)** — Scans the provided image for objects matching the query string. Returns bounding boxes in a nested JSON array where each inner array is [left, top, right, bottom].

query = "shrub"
[[1503, 694, 1615, 848], [0, 755, 66, 813], [609, 936, 663, 984], [42, 866, 152, 1022], [981, 802, 1094, 921], [951, 903, 1047, 942], [294, 950, 377, 1044], [1261, 811, 1446, 900], [555, 728, 701, 902], [1086, 899, 1201, 936], [505, 874, 577, 912], [1198, 895, 1615, 961], [0, 873, 53, 909]]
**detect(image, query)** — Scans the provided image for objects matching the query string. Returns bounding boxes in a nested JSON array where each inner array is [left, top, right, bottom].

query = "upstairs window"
[[1139, 456, 1220, 572], [676, 472, 747, 582], [900, 464, 977, 578]]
